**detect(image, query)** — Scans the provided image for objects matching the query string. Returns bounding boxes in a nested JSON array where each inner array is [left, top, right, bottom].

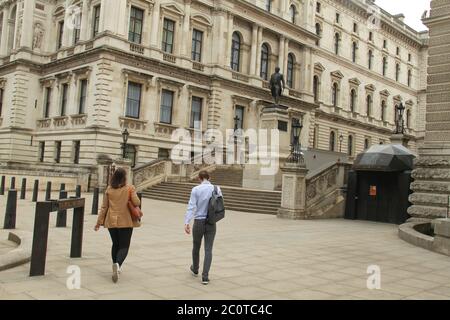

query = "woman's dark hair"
[[199, 170, 210, 181], [110, 168, 127, 189]]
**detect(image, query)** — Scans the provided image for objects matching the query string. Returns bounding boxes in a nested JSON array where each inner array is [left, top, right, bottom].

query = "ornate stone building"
[[0, 0, 428, 189]]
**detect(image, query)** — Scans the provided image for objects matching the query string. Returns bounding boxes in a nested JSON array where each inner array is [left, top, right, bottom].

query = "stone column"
[[255, 27, 263, 75], [62, 0, 72, 47], [79, 0, 90, 41], [99, 0, 107, 34], [0, 7, 10, 55], [278, 35, 285, 70], [225, 12, 234, 68], [150, 0, 161, 47], [20, 0, 35, 48], [283, 37, 289, 74], [408, 0, 450, 220], [249, 24, 258, 75], [181, 0, 191, 57], [277, 162, 309, 220]]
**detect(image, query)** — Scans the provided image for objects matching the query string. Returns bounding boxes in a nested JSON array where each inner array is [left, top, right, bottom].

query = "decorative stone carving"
[[32, 22, 44, 50]]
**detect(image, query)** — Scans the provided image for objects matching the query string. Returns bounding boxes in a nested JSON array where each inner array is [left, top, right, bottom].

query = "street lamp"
[[289, 119, 304, 163], [339, 134, 344, 153], [122, 128, 130, 158], [395, 102, 405, 134]]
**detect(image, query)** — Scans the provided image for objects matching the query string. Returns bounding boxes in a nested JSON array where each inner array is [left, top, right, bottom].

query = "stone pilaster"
[[19, 0, 35, 48], [408, 0, 450, 219], [150, 0, 161, 47], [0, 7, 9, 56], [277, 162, 309, 220]]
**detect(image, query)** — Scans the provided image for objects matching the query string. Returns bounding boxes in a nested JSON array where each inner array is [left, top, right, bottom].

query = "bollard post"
[[91, 187, 99, 215], [56, 191, 68, 227], [20, 178, 27, 200], [30, 201, 53, 277], [3, 190, 17, 229], [137, 192, 142, 209], [0, 176, 5, 195], [10, 177, 15, 190], [32, 180, 39, 202], [75, 185, 81, 198], [45, 181, 52, 201]]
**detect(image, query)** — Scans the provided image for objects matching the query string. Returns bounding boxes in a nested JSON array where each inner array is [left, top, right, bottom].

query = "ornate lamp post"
[[289, 119, 304, 163], [339, 134, 344, 153], [395, 102, 406, 134], [121, 128, 130, 159]]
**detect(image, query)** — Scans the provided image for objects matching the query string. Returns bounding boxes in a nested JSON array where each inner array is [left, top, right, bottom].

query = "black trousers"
[[192, 219, 216, 278], [108, 228, 133, 266]]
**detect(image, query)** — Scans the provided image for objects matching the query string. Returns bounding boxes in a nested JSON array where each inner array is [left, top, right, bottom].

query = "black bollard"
[[56, 191, 68, 227], [59, 183, 66, 192], [32, 180, 39, 202], [45, 182, 51, 201], [75, 185, 81, 198], [91, 187, 99, 215], [137, 192, 142, 209], [0, 176, 5, 195], [20, 178, 27, 200], [3, 190, 17, 229], [10, 177, 15, 190]]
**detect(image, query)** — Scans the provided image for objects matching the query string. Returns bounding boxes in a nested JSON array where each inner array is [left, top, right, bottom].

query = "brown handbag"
[[128, 187, 143, 221]]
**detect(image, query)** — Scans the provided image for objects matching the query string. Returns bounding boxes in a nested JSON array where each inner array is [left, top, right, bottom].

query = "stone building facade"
[[0, 0, 429, 189]]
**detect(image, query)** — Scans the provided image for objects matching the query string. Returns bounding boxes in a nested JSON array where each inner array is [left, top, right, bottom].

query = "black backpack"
[[207, 186, 225, 225]]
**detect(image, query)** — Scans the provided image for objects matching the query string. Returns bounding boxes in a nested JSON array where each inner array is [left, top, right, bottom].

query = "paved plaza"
[[0, 192, 450, 300]]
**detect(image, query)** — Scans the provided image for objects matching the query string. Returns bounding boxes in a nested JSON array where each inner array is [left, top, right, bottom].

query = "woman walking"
[[94, 168, 141, 283]]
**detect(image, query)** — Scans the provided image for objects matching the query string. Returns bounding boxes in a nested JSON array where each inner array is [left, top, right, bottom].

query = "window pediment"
[[330, 70, 344, 80], [348, 78, 361, 86], [380, 89, 390, 97], [365, 84, 376, 92], [314, 63, 325, 74], [161, 2, 185, 17], [191, 14, 212, 27]]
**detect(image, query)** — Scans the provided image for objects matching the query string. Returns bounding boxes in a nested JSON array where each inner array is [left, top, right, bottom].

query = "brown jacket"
[[97, 184, 141, 228]]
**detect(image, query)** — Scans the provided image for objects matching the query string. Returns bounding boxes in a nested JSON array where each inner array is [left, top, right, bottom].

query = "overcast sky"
[[376, 0, 430, 31]]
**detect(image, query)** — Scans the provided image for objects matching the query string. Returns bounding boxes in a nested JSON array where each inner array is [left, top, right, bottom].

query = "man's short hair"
[[275, 67, 280, 72], [199, 171, 210, 181]]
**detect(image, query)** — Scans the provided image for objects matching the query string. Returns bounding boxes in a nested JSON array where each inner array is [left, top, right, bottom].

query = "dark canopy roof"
[[353, 144, 416, 172]]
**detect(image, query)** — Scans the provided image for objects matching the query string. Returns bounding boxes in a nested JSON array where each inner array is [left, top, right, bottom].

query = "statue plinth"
[[277, 162, 309, 220]]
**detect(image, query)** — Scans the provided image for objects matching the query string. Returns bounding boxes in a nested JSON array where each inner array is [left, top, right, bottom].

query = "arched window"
[[260, 43, 269, 80], [329, 131, 336, 151], [231, 32, 241, 72], [368, 50, 373, 69], [332, 82, 339, 107], [315, 23, 322, 45], [350, 89, 356, 113], [407, 69, 412, 87], [395, 63, 400, 81], [287, 53, 295, 88], [313, 75, 320, 102], [352, 42, 357, 63], [8, 5, 17, 53], [382, 56, 388, 76], [289, 5, 297, 24], [348, 135, 354, 156], [381, 100, 386, 122], [334, 33, 340, 55], [366, 94, 372, 116]]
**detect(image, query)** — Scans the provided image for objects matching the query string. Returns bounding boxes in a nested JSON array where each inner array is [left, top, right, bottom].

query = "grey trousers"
[[192, 219, 216, 278]]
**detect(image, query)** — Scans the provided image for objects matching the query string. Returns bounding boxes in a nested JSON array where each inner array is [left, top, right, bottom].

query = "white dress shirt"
[[184, 180, 222, 225]]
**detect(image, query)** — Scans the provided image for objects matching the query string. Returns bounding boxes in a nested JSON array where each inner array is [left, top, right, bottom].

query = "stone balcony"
[[119, 116, 148, 133], [70, 114, 87, 127], [154, 122, 178, 138], [36, 118, 51, 129], [53, 116, 69, 128]]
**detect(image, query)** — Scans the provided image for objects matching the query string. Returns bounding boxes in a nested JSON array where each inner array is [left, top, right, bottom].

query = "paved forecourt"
[[1, 192, 450, 300]]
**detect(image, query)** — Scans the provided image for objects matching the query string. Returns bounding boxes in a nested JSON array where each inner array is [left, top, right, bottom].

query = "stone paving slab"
[[0, 193, 449, 300]]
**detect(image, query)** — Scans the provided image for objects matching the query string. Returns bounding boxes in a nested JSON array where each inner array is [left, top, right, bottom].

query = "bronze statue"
[[269, 67, 285, 105]]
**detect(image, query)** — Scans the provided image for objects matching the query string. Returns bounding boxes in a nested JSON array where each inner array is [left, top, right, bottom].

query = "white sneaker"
[[118, 266, 123, 274], [112, 263, 119, 283]]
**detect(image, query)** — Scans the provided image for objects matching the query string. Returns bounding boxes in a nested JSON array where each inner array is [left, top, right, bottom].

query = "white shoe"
[[118, 266, 123, 274], [112, 263, 119, 283]]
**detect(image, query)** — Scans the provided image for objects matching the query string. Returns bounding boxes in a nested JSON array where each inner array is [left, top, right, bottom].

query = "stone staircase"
[[141, 182, 282, 215], [209, 166, 243, 188]]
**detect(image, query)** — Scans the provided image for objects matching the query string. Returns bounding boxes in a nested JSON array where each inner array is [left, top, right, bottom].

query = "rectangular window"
[[235, 106, 244, 130], [160, 89, 174, 124], [190, 96, 203, 129], [162, 18, 175, 54], [336, 13, 340, 23], [383, 39, 387, 49], [126, 82, 142, 119], [278, 120, 288, 132], [316, 2, 321, 13], [78, 80, 87, 114], [73, 140, 80, 164], [55, 141, 62, 163], [408, 53, 412, 62], [353, 23, 358, 33], [60, 84, 68, 116], [44, 87, 51, 118], [93, 5, 101, 37], [125, 144, 137, 167], [0, 88, 3, 118], [38, 141, 45, 162], [73, 13, 81, 44], [57, 21, 64, 49], [129, 6, 144, 44], [191, 29, 203, 62]]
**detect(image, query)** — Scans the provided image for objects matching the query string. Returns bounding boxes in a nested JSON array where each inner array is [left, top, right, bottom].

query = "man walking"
[[184, 171, 222, 285]]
